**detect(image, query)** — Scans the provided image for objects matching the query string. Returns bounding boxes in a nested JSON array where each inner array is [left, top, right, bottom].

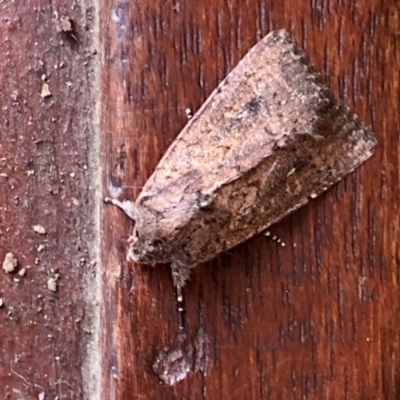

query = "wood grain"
[[101, 0, 399, 399], [0, 0, 398, 399], [0, 1, 98, 398]]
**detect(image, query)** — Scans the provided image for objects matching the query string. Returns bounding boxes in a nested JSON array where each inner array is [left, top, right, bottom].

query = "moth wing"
[[136, 30, 376, 266]]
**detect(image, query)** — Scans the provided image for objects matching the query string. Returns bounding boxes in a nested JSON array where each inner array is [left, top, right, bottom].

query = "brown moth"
[[105, 30, 377, 294]]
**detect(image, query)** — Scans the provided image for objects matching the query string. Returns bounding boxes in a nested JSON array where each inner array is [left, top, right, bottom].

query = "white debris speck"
[[2, 252, 18, 273], [41, 83, 52, 98], [47, 277, 58, 292], [37, 244, 45, 252], [33, 225, 47, 235]]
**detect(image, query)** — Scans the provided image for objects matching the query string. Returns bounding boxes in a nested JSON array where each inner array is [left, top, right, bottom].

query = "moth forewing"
[[106, 30, 377, 292]]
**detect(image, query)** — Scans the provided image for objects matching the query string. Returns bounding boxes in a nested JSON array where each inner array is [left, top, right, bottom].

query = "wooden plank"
[[0, 2, 98, 399], [100, 0, 399, 398], [1, 0, 398, 399]]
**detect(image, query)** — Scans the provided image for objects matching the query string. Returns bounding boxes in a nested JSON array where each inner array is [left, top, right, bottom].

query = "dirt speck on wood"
[[54, 13, 74, 33], [37, 244, 46, 252], [41, 83, 52, 98], [47, 277, 58, 292], [33, 225, 47, 235], [2, 252, 18, 273]]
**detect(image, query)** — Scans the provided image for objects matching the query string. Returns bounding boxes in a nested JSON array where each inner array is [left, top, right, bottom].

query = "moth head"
[[127, 225, 169, 265]]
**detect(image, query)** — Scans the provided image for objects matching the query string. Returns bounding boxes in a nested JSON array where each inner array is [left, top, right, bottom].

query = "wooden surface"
[[0, 0, 399, 399], [101, 0, 399, 399], [0, 1, 98, 399]]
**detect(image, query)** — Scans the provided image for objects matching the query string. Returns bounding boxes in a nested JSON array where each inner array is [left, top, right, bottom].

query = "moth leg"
[[104, 197, 137, 221], [170, 263, 192, 330], [263, 230, 286, 247]]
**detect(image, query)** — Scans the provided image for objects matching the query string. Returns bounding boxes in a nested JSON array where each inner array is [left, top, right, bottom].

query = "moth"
[[105, 30, 377, 297]]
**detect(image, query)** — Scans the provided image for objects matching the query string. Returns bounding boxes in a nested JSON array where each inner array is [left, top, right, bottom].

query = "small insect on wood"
[[105, 30, 377, 307]]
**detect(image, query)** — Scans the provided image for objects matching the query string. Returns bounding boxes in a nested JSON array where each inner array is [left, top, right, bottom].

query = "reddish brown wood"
[[0, 1, 98, 399], [101, 1, 399, 399], [1, 0, 398, 399]]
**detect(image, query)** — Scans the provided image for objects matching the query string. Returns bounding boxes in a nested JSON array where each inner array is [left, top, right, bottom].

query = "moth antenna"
[[264, 230, 286, 247], [171, 264, 192, 330], [176, 285, 185, 330], [104, 197, 137, 221]]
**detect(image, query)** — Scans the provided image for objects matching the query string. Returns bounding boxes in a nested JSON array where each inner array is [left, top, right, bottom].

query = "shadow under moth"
[[105, 30, 377, 310]]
